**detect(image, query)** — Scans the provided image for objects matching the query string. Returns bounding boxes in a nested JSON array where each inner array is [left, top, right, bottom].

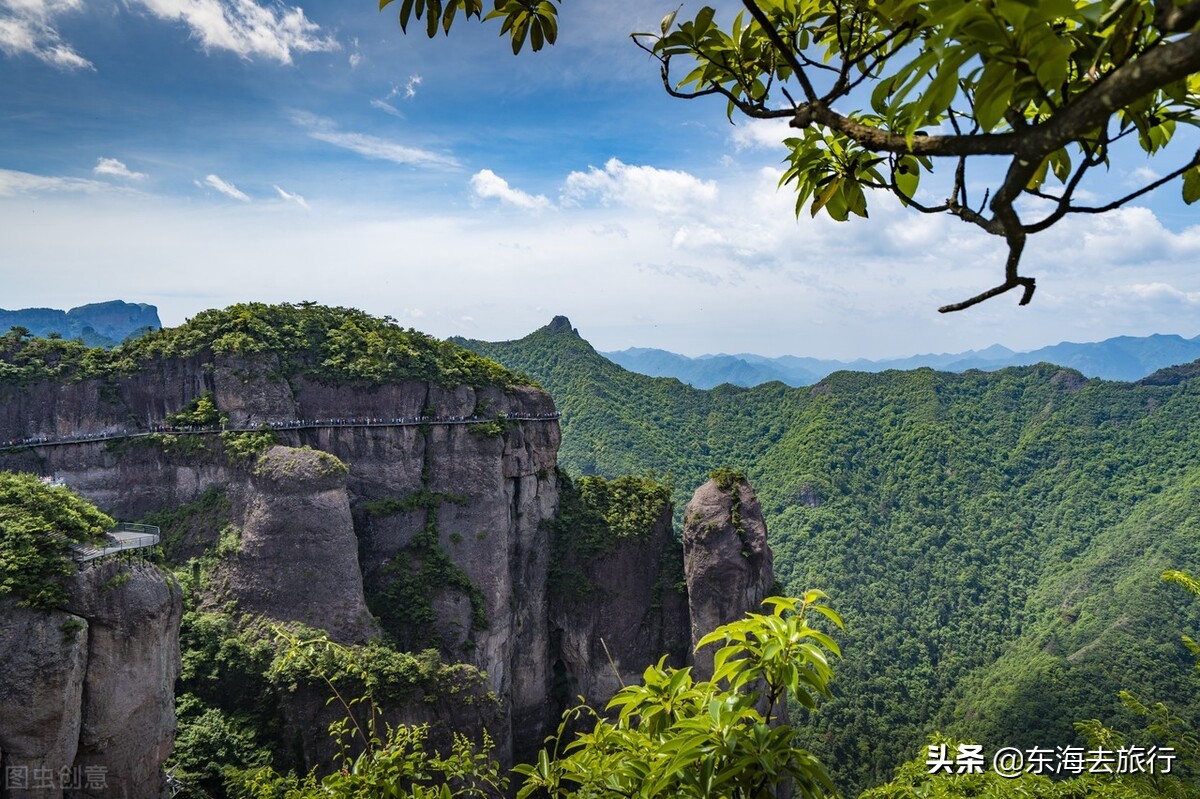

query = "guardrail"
[[0, 413, 562, 452], [71, 523, 161, 564]]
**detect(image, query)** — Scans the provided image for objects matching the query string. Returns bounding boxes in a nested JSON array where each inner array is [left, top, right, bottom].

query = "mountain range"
[[0, 300, 160, 347], [458, 316, 1200, 792], [604, 332, 1200, 387]]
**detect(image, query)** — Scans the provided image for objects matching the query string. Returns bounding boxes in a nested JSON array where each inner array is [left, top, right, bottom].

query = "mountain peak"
[[544, 316, 578, 336]]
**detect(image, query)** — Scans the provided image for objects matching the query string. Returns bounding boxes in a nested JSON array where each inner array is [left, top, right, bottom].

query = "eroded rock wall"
[[0, 561, 182, 799], [208, 446, 376, 644], [549, 501, 690, 710], [682, 476, 776, 680], [0, 359, 562, 765]]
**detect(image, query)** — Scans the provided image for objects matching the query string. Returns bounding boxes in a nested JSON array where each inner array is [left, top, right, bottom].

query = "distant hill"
[[604, 332, 1200, 387], [0, 300, 161, 347], [460, 315, 1200, 793]]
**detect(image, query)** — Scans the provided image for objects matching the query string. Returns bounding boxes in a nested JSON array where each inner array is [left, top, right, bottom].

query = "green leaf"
[[895, 156, 919, 205], [1182, 166, 1200, 204]]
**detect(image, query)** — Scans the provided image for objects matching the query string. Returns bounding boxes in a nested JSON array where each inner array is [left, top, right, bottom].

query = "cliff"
[[0, 341, 561, 765], [548, 480, 691, 709], [0, 560, 182, 799], [0, 306, 785, 785], [206, 445, 376, 644], [682, 472, 776, 680]]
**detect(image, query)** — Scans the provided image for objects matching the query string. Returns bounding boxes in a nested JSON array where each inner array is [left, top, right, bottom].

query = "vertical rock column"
[[214, 445, 376, 644], [682, 473, 776, 680], [66, 560, 183, 799], [0, 602, 88, 799]]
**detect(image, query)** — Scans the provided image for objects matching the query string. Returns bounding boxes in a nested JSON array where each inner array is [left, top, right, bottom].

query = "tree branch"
[[741, 0, 817, 102], [791, 31, 1200, 160], [1155, 0, 1200, 33]]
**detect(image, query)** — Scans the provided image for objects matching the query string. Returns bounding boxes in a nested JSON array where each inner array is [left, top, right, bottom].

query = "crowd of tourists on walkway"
[[0, 411, 560, 450]]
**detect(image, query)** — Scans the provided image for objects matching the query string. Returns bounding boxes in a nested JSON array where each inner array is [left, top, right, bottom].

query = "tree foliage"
[[0, 471, 112, 609], [463, 323, 1200, 792], [384, 0, 1200, 311], [223, 594, 842, 799], [0, 303, 527, 389], [516, 593, 843, 799]]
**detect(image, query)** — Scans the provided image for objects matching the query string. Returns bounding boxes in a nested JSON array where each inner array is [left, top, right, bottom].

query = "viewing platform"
[[71, 523, 161, 564]]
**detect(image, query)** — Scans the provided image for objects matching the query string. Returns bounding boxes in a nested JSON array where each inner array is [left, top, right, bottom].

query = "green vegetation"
[[167, 391, 228, 427], [0, 303, 526, 389], [462, 322, 1200, 792], [865, 571, 1200, 798], [141, 486, 231, 561], [467, 414, 511, 438], [363, 487, 487, 649], [546, 473, 673, 599], [223, 628, 503, 799], [221, 430, 280, 464], [517, 593, 843, 799], [220, 594, 841, 799], [0, 471, 112, 608], [0, 326, 113, 384], [575, 474, 672, 542], [170, 598, 496, 797]]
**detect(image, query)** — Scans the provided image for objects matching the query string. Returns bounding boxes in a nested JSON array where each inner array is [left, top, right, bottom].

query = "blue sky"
[[2, 0, 1199, 359]]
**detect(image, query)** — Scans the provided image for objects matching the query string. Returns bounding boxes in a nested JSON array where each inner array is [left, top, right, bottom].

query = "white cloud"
[[273, 183, 308, 209], [371, 77, 420, 115], [404, 74, 422, 99], [196, 173, 250, 201], [369, 98, 400, 117], [0, 167, 106, 195], [729, 118, 792, 151], [348, 51, 361, 68], [1127, 165, 1162, 185], [470, 169, 550, 211], [294, 112, 459, 169], [1123, 282, 1200, 305], [0, 0, 93, 69], [671, 224, 726, 250], [562, 158, 718, 215], [94, 157, 147, 180], [131, 0, 338, 64]]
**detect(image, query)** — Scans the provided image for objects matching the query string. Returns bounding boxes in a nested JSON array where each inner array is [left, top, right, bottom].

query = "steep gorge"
[[0, 309, 780, 796]]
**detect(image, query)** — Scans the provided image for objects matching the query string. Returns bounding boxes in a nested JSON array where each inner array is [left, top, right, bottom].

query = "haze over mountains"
[[605, 332, 1200, 387], [0, 300, 160, 347]]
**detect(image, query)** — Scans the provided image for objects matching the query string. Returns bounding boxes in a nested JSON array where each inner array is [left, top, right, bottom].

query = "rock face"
[[0, 356, 561, 765], [0, 560, 182, 799], [549, 501, 691, 710], [682, 474, 776, 680], [209, 446, 375, 644], [0, 602, 88, 799], [0, 349, 782, 773]]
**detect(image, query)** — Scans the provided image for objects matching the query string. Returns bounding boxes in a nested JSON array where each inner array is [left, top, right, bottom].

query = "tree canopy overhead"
[[381, 0, 1200, 312]]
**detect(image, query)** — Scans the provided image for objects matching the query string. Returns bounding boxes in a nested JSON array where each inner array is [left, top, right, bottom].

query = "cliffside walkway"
[[71, 522, 161, 564], [0, 412, 561, 452]]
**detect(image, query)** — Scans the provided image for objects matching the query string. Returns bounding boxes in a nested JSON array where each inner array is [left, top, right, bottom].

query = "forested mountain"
[[458, 317, 1200, 792], [604, 332, 1200, 387], [0, 300, 160, 347]]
